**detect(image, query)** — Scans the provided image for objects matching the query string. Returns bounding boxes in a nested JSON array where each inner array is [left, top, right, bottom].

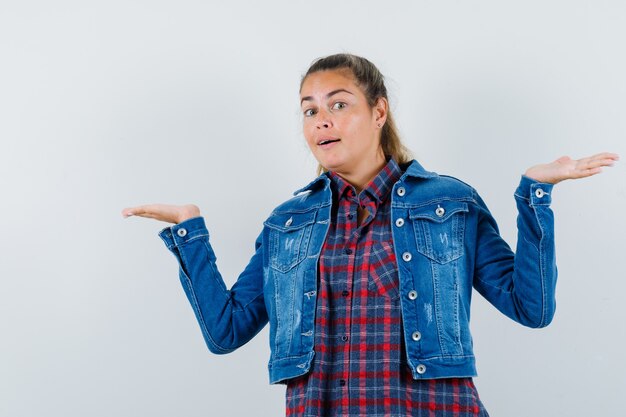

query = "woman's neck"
[[336, 150, 387, 194]]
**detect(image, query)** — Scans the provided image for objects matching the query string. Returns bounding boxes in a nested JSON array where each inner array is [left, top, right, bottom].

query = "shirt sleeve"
[[471, 175, 557, 328], [158, 216, 268, 353]]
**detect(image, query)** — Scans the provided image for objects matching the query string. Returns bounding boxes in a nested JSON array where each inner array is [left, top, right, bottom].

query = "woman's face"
[[300, 69, 387, 177]]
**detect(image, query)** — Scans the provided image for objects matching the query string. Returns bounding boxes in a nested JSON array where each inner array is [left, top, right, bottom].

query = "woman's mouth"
[[318, 138, 341, 146]]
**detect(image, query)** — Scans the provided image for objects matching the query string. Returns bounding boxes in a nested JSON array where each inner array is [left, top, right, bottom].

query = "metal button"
[[285, 217, 293, 227], [395, 218, 405, 227], [535, 188, 545, 198], [177, 228, 187, 237], [396, 187, 406, 197], [412, 331, 422, 341], [435, 206, 445, 217], [402, 252, 412, 262], [408, 290, 418, 300], [416, 364, 426, 374]]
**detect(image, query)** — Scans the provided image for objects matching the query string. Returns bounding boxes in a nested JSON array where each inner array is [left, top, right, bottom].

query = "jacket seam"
[[534, 205, 548, 328], [179, 242, 232, 353], [176, 233, 209, 246], [176, 264, 232, 353]]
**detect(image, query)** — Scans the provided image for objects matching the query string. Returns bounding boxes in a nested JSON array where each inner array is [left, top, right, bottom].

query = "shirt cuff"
[[158, 216, 209, 249], [514, 175, 555, 206]]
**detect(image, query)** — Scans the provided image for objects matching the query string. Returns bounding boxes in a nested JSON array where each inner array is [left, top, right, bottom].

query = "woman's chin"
[[319, 161, 344, 173], [315, 155, 348, 172]]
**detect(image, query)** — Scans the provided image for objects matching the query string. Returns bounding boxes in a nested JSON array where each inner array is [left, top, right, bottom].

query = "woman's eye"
[[332, 102, 346, 110], [303, 108, 315, 117]]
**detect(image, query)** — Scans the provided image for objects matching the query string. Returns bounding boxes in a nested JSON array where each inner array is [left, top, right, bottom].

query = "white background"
[[1, 1, 625, 416]]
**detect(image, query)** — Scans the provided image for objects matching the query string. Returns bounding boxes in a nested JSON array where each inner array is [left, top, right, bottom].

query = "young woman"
[[122, 53, 618, 416]]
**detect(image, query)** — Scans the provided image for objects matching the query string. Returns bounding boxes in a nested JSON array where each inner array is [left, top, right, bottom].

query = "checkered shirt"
[[285, 158, 489, 417]]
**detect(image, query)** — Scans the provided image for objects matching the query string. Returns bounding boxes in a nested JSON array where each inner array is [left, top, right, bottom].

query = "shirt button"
[[402, 252, 412, 262], [339, 379, 346, 386], [342, 290, 349, 297], [347, 213, 354, 219], [416, 364, 426, 374], [341, 335, 349, 342], [408, 290, 418, 300], [412, 331, 422, 341], [285, 217, 293, 227], [395, 218, 405, 227], [535, 188, 545, 198], [435, 206, 445, 217], [345, 248, 353, 255], [396, 187, 406, 197], [177, 228, 187, 237]]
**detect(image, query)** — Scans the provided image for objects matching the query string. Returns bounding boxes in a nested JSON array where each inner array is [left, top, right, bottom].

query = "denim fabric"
[[158, 159, 557, 385]]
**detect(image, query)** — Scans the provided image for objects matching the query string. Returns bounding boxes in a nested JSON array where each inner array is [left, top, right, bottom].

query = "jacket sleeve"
[[471, 175, 558, 328], [158, 216, 269, 354]]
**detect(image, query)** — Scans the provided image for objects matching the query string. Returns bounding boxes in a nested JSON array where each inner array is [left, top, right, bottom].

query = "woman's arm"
[[122, 204, 269, 354], [472, 176, 557, 327], [471, 152, 618, 327]]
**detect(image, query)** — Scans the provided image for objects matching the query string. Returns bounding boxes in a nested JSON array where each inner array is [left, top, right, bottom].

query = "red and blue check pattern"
[[285, 158, 489, 416]]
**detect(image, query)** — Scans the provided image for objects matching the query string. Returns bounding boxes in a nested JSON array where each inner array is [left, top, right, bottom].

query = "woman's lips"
[[318, 138, 341, 147]]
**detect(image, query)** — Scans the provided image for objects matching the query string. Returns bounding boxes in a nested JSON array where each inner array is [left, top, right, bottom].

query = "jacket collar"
[[292, 173, 331, 196], [399, 159, 438, 180], [292, 159, 437, 196]]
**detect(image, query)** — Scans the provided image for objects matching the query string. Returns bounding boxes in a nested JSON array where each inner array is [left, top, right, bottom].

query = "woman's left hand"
[[524, 152, 619, 184]]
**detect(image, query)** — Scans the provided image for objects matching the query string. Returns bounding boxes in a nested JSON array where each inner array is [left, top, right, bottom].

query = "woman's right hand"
[[121, 203, 201, 224]]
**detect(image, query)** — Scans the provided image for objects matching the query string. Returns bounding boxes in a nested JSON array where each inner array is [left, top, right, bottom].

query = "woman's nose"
[[315, 109, 332, 129]]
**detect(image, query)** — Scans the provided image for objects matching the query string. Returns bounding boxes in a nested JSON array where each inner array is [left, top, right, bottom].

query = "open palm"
[[524, 152, 619, 184], [121, 203, 200, 224]]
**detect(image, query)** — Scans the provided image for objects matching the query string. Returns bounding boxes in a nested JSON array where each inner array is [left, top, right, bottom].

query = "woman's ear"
[[374, 97, 388, 127]]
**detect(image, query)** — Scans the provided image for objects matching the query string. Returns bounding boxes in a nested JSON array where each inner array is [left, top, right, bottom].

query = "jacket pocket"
[[409, 201, 468, 264], [368, 241, 400, 300], [264, 210, 316, 272]]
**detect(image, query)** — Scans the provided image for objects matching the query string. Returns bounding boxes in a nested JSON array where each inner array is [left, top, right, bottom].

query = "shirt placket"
[[339, 188, 380, 414], [337, 188, 359, 412], [354, 193, 379, 416]]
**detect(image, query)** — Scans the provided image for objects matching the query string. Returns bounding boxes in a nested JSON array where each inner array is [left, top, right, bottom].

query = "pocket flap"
[[264, 210, 316, 231], [409, 201, 468, 223]]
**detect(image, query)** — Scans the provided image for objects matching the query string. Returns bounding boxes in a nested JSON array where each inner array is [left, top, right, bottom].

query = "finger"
[[122, 204, 156, 218], [580, 157, 618, 170], [122, 207, 140, 217], [586, 167, 603, 176], [572, 153, 613, 169], [573, 166, 602, 179], [586, 152, 620, 161]]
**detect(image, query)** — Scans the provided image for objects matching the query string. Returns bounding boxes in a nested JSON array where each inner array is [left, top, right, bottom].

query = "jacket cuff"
[[514, 175, 555, 206], [158, 216, 209, 249]]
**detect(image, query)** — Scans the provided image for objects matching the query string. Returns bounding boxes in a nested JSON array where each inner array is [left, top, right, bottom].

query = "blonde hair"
[[300, 53, 413, 175]]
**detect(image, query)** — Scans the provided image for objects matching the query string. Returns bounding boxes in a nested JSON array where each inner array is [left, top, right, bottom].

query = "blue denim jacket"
[[158, 159, 557, 385]]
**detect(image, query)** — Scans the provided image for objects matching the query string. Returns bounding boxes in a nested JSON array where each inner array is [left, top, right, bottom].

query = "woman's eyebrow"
[[300, 88, 354, 105]]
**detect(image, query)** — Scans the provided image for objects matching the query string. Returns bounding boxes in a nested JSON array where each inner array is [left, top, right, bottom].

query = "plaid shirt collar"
[[292, 158, 435, 197], [328, 158, 403, 206]]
